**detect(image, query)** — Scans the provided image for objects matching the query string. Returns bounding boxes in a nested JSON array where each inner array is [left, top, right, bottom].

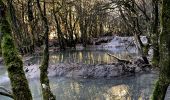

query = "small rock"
[[25, 68, 29, 72], [135, 66, 141, 73]]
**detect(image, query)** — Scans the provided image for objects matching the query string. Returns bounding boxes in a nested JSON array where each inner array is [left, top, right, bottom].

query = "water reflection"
[[0, 50, 158, 100], [27, 50, 135, 65], [49, 73, 157, 100], [0, 68, 158, 100], [103, 85, 131, 100]]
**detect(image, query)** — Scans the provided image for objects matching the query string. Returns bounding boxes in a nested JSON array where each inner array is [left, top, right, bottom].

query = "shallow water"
[[26, 50, 137, 65], [0, 72, 158, 100], [0, 50, 159, 100]]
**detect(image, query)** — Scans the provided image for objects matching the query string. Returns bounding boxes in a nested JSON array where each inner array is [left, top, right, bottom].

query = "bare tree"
[[36, 0, 55, 99]]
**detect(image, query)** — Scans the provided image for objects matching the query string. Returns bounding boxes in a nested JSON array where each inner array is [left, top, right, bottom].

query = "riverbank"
[[23, 58, 152, 79]]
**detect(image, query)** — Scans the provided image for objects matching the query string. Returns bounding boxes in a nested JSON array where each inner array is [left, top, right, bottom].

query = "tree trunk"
[[151, 0, 159, 67], [118, 6, 149, 64], [52, 8, 66, 50], [7, 0, 23, 47], [27, 0, 35, 53], [0, 1, 32, 100], [152, 0, 170, 99], [135, 34, 149, 64], [36, 0, 55, 100]]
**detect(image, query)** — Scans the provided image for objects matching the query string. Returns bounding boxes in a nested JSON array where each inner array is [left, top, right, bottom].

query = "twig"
[[125, 39, 135, 50], [107, 53, 121, 61]]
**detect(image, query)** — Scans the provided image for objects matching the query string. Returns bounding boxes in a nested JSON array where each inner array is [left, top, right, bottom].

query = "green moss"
[[36, 0, 55, 99], [151, 0, 170, 99], [143, 44, 149, 56], [151, 58, 159, 67], [152, 79, 169, 100], [151, 42, 159, 67], [1, 31, 33, 100], [40, 48, 55, 100], [0, 1, 32, 99]]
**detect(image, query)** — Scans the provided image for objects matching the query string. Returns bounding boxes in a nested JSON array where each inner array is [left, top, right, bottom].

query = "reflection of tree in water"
[[0, 69, 158, 99], [27, 50, 135, 65], [129, 74, 155, 100], [51, 80, 132, 100], [47, 73, 157, 100], [103, 84, 131, 100], [49, 50, 134, 65], [29, 80, 42, 99]]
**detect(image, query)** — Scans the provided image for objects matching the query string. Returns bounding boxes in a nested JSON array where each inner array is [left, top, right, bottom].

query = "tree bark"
[[36, 0, 55, 99], [151, 0, 160, 67], [52, 3, 66, 50], [0, 0, 33, 100], [28, 0, 35, 53], [152, 0, 170, 99]]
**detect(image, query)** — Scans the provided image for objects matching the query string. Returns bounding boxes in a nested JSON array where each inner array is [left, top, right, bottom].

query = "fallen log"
[[107, 53, 132, 64]]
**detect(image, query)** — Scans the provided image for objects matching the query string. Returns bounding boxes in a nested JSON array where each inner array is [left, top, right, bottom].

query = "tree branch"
[[107, 53, 132, 64], [0, 86, 13, 99]]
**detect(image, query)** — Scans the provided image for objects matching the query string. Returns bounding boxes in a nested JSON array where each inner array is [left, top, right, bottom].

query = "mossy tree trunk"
[[152, 0, 170, 99], [151, 0, 160, 67], [0, 0, 32, 100], [36, 0, 55, 100]]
